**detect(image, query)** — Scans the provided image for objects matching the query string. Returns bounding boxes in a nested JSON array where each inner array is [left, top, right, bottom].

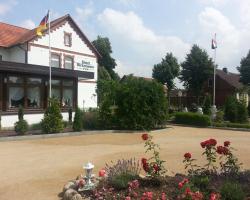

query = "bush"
[[14, 106, 28, 135], [105, 158, 140, 190], [220, 182, 245, 200], [0, 111, 1, 130], [224, 96, 248, 123], [68, 107, 73, 123], [213, 122, 250, 129], [174, 112, 211, 127], [215, 110, 224, 123], [202, 95, 211, 115], [248, 102, 250, 116], [83, 109, 100, 130], [115, 76, 168, 130], [29, 123, 41, 130], [73, 107, 83, 131], [41, 98, 64, 134], [15, 120, 28, 135]]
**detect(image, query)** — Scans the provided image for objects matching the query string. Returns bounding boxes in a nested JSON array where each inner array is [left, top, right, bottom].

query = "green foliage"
[[174, 112, 211, 127], [190, 175, 210, 192], [213, 122, 250, 129], [202, 95, 211, 115], [82, 109, 100, 130], [237, 50, 250, 85], [105, 158, 140, 190], [98, 66, 111, 81], [73, 107, 83, 131], [41, 98, 64, 134], [29, 123, 41, 130], [0, 111, 1, 130], [14, 120, 28, 135], [92, 36, 118, 80], [14, 106, 28, 135], [220, 182, 245, 200], [18, 106, 24, 120], [68, 107, 72, 123], [215, 110, 224, 123], [152, 52, 180, 91], [248, 103, 250, 116], [180, 45, 214, 103], [224, 96, 248, 123]]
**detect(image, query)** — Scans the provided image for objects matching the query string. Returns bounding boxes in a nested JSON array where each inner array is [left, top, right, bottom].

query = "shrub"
[[105, 158, 140, 190], [15, 120, 29, 135], [115, 76, 168, 130], [68, 107, 73, 123], [224, 96, 248, 123], [14, 106, 28, 135], [0, 111, 1, 130], [73, 107, 83, 131], [248, 102, 250, 116], [29, 123, 41, 130], [83, 109, 100, 130], [213, 122, 250, 129], [220, 182, 245, 200], [215, 110, 224, 123], [202, 95, 211, 115], [41, 98, 64, 134], [174, 112, 211, 127]]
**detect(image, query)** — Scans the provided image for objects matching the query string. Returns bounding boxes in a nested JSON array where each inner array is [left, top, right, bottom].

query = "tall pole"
[[48, 10, 52, 99], [213, 33, 216, 106]]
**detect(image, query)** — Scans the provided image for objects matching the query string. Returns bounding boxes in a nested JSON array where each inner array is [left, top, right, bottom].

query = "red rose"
[[209, 138, 217, 146], [184, 152, 192, 159], [143, 162, 150, 172], [178, 182, 183, 189], [216, 146, 229, 155], [200, 141, 206, 148], [224, 141, 230, 147], [153, 164, 160, 172], [98, 169, 106, 177], [142, 133, 149, 141], [185, 187, 191, 195], [141, 158, 147, 165]]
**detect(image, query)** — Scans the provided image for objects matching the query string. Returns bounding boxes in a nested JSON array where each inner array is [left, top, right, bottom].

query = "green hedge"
[[213, 122, 250, 129], [174, 112, 211, 127]]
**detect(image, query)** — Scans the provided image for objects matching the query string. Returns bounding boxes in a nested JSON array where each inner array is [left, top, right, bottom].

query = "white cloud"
[[20, 19, 35, 29], [198, 7, 250, 71], [0, 0, 17, 15], [98, 8, 190, 78]]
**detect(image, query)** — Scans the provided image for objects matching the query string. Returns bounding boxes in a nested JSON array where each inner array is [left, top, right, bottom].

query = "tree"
[[92, 36, 118, 80], [238, 50, 250, 86], [180, 44, 214, 104], [152, 52, 180, 93]]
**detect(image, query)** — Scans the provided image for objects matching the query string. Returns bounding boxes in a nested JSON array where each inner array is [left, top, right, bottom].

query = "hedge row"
[[213, 122, 250, 129], [174, 112, 211, 127]]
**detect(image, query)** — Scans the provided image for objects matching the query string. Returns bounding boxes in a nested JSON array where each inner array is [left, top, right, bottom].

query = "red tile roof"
[[0, 14, 101, 58], [0, 22, 30, 47]]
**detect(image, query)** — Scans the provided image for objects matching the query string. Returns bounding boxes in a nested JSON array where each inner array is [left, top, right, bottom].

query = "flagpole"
[[213, 33, 216, 106], [48, 10, 52, 99]]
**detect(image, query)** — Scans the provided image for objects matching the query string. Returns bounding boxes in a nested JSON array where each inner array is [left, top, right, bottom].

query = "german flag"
[[36, 11, 49, 36]]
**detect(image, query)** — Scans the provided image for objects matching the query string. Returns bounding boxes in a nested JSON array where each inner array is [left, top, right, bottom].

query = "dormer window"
[[64, 32, 72, 47]]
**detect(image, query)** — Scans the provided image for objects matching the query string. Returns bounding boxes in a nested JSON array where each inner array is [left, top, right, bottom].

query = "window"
[[64, 32, 72, 47], [64, 56, 73, 69], [7, 76, 42, 109], [51, 54, 60, 68]]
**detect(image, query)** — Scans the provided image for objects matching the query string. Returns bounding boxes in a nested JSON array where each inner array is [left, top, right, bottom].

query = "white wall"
[[78, 81, 97, 109], [1, 112, 70, 128], [0, 48, 10, 61], [9, 46, 26, 63]]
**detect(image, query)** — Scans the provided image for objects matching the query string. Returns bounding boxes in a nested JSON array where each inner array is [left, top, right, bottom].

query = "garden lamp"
[[83, 162, 94, 188]]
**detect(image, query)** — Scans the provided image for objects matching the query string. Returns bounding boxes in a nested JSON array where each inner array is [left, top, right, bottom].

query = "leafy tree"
[[73, 107, 83, 131], [238, 50, 250, 85], [92, 36, 118, 80], [14, 106, 28, 135], [202, 95, 212, 115], [98, 66, 111, 81], [152, 52, 180, 92], [180, 45, 214, 104]]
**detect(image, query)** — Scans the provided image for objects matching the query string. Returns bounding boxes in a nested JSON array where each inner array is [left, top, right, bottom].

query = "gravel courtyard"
[[0, 125, 250, 200]]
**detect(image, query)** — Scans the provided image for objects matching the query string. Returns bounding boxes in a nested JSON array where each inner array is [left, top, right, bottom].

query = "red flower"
[[178, 182, 184, 189], [142, 133, 149, 141], [98, 169, 106, 177], [153, 164, 160, 172], [161, 192, 167, 200], [200, 141, 206, 148], [209, 138, 217, 146], [210, 192, 219, 200], [201, 139, 217, 148], [77, 178, 85, 187], [184, 152, 192, 159], [141, 158, 147, 165], [185, 187, 191, 195], [224, 141, 230, 147], [216, 146, 229, 155], [125, 197, 131, 200], [143, 162, 150, 172]]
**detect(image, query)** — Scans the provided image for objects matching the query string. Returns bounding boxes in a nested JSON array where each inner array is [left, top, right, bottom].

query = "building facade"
[[0, 14, 100, 128]]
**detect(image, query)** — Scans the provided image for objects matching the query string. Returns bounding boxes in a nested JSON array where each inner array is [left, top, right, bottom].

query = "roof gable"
[[0, 14, 101, 58], [216, 69, 243, 89]]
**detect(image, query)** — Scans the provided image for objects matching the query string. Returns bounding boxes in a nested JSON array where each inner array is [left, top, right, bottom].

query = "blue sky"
[[1, 0, 250, 85]]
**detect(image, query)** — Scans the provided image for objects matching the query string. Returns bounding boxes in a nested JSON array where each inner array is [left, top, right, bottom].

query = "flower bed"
[[61, 133, 250, 200]]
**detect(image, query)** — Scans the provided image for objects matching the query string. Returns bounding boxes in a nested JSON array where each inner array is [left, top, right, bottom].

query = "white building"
[[0, 14, 101, 128]]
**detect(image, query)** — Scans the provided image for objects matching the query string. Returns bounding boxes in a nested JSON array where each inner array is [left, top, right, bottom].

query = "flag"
[[211, 35, 217, 49], [36, 11, 49, 36]]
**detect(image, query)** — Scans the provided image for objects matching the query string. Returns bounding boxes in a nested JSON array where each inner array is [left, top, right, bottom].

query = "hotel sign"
[[77, 60, 95, 72]]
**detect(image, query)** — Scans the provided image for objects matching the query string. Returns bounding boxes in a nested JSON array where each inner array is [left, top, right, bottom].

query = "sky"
[[1, 0, 250, 86]]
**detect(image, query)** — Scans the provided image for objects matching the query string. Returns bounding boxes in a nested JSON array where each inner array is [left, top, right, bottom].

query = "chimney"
[[222, 68, 228, 73]]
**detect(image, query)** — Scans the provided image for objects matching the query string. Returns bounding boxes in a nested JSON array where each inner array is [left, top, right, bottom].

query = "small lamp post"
[[83, 162, 95, 190]]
